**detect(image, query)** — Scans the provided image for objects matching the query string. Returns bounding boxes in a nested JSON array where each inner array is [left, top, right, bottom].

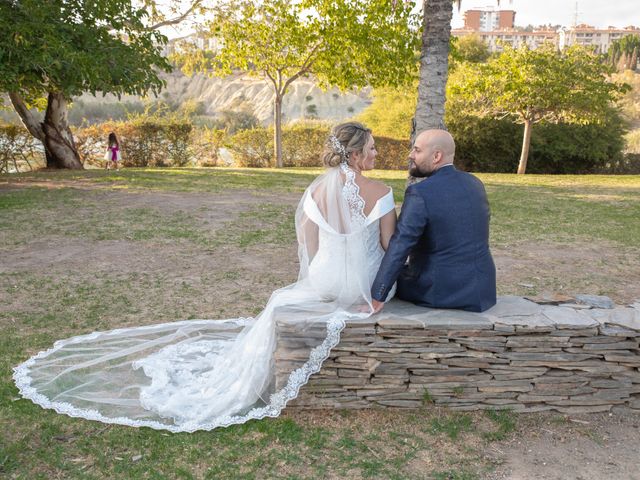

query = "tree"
[[179, 0, 419, 168], [450, 44, 630, 174], [613, 70, 640, 123], [455, 33, 491, 63], [608, 34, 640, 71], [357, 86, 418, 139], [0, 1, 202, 169]]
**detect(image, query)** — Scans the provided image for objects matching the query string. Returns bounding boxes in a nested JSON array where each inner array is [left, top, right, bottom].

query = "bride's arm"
[[379, 209, 397, 251], [298, 215, 319, 259]]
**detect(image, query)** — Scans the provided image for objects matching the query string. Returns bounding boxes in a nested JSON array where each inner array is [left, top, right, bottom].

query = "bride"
[[13, 122, 397, 432]]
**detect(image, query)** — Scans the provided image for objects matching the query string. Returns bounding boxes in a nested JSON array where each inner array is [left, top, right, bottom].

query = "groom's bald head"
[[418, 130, 455, 162], [409, 129, 455, 178]]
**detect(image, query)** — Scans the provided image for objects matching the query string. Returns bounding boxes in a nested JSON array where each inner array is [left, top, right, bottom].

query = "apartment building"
[[463, 8, 516, 31], [454, 28, 557, 52], [558, 25, 640, 53], [455, 8, 639, 54]]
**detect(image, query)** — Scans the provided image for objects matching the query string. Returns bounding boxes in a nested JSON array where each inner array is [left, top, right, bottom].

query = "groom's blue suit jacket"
[[371, 164, 496, 312]]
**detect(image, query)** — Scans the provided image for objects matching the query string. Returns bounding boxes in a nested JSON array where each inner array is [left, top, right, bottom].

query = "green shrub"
[[227, 124, 328, 168], [357, 86, 416, 139], [192, 127, 227, 167], [528, 119, 626, 174], [602, 152, 640, 174], [121, 117, 194, 167], [157, 120, 193, 167], [445, 112, 521, 173], [374, 136, 410, 170], [226, 123, 409, 169], [447, 107, 628, 174], [227, 128, 273, 167], [281, 124, 327, 167], [213, 109, 260, 134]]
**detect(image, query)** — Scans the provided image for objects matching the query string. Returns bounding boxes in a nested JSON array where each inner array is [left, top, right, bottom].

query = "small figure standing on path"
[[105, 132, 121, 171]]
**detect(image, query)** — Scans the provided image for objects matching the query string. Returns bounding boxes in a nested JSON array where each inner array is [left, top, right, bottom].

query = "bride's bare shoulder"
[[360, 177, 392, 200]]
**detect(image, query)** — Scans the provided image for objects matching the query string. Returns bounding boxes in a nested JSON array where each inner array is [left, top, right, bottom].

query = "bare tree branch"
[[282, 43, 321, 92], [264, 69, 278, 90], [282, 68, 308, 93], [8, 92, 45, 142], [148, 0, 205, 30]]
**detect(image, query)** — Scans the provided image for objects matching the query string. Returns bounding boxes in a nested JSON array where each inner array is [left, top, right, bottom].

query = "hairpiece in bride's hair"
[[328, 134, 348, 163]]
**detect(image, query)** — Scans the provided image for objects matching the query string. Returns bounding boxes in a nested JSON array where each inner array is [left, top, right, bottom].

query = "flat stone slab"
[[491, 313, 555, 330], [485, 296, 543, 317], [377, 315, 426, 329], [575, 294, 615, 309], [607, 309, 640, 332], [383, 299, 433, 318], [418, 309, 494, 330], [541, 306, 600, 329]]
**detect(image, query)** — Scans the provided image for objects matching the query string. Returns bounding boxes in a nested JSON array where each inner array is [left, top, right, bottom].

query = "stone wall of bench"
[[275, 296, 640, 413]]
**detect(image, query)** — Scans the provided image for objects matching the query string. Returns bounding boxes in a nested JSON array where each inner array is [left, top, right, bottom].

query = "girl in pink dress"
[[105, 132, 121, 170]]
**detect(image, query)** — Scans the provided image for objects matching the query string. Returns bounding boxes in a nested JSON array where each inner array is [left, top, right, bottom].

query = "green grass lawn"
[[1, 167, 639, 479], [6, 167, 639, 247]]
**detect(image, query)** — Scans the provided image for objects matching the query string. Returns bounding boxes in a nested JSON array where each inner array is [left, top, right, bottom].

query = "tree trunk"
[[9, 91, 83, 169], [631, 47, 638, 71], [43, 92, 83, 169], [408, 0, 454, 185], [9, 92, 45, 141], [517, 119, 533, 174], [413, 0, 454, 136], [274, 94, 283, 168]]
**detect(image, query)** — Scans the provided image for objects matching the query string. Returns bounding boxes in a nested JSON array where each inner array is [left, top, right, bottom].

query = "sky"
[[162, 1, 640, 39], [451, 0, 640, 29]]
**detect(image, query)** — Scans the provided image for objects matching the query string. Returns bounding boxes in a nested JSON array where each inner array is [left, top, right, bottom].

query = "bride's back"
[[353, 174, 392, 217], [304, 165, 395, 303]]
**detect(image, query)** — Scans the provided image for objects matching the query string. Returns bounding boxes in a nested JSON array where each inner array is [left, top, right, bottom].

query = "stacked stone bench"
[[275, 296, 640, 413]]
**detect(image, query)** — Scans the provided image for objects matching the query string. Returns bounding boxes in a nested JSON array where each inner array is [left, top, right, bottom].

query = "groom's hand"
[[371, 299, 385, 313]]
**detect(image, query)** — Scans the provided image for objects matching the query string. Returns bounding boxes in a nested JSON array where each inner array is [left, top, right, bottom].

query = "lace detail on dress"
[[12, 316, 346, 433], [340, 163, 367, 227]]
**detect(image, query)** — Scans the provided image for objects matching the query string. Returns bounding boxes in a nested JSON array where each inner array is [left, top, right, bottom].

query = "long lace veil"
[[13, 164, 380, 432]]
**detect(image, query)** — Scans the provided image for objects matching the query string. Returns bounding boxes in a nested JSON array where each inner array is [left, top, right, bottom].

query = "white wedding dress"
[[13, 163, 395, 432]]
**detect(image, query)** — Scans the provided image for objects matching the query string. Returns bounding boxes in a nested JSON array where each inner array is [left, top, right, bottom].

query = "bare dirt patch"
[[488, 409, 640, 480], [493, 242, 640, 305]]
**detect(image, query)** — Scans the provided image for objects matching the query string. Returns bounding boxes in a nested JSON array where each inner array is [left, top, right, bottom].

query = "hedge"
[[74, 119, 225, 167], [0, 115, 634, 174], [227, 125, 410, 169]]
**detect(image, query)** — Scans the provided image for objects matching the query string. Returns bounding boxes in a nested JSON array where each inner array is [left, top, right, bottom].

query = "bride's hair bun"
[[322, 122, 372, 167]]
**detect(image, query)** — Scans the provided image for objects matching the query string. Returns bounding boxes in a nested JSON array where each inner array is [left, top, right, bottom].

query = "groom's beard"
[[409, 161, 432, 178]]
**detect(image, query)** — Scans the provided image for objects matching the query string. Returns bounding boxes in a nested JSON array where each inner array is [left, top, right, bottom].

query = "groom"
[[371, 129, 496, 313]]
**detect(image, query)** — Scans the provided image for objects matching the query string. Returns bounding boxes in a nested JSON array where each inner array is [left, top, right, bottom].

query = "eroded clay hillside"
[[76, 70, 372, 124]]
